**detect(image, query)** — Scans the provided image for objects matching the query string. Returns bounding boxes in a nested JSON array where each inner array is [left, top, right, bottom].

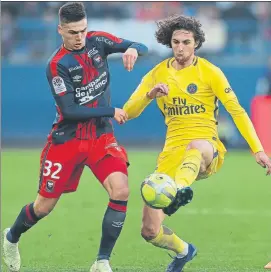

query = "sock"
[[148, 226, 188, 255], [7, 203, 41, 243], [175, 148, 202, 188], [97, 199, 127, 261]]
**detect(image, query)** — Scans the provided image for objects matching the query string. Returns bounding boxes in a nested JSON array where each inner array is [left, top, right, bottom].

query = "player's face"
[[58, 18, 88, 50], [171, 30, 198, 65]]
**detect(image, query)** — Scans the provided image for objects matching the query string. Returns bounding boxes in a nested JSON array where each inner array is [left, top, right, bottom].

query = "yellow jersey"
[[123, 56, 263, 154]]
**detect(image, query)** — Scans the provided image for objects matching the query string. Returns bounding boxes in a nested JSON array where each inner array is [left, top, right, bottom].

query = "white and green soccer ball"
[[140, 173, 177, 209]]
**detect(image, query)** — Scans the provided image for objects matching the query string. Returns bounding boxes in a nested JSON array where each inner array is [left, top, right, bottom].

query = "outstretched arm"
[[88, 31, 148, 71], [123, 69, 169, 120], [211, 67, 271, 175]]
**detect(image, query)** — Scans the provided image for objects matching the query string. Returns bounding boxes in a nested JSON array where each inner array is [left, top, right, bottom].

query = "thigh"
[[86, 133, 129, 183], [90, 155, 128, 184], [103, 170, 129, 201], [87, 133, 129, 166], [38, 139, 85, 198], [155, 147, 186, 179]]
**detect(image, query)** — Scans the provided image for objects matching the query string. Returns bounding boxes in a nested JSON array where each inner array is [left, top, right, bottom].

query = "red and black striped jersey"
[[46, 31, 148, 143]]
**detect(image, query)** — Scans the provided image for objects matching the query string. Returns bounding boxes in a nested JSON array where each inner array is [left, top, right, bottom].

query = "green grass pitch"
[[1, 149, 271, 272]]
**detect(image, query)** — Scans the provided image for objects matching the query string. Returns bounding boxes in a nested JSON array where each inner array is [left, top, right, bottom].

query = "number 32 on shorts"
[[43, 160, 62, 179]]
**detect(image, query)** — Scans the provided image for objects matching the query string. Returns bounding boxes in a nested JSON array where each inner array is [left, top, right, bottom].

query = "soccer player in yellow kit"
[[123, 15, 271, 272]]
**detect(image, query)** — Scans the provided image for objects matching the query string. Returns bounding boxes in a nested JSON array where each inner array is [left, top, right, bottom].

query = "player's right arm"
[[46, 62, 127, 123], [123, 70, 168, 120]]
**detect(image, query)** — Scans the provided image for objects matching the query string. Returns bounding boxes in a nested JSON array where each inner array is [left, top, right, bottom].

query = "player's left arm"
[[88, 31, 148, 71], [211, 67, 271, 175]]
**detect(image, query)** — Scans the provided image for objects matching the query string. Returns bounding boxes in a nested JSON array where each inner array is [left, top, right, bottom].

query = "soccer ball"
[[140, 173, 177, 209]]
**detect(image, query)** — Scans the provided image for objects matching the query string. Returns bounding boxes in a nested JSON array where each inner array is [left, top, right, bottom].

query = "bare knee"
[[34, 203, 53, 218], [111, 186, 129, 201], [104, 172, 129, 201], [141, 205, 165, 241], [141, 223, 161, 241]]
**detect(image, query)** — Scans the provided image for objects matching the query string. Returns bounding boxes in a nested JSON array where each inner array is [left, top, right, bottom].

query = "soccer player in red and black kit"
[[3, 3, 148, 272]]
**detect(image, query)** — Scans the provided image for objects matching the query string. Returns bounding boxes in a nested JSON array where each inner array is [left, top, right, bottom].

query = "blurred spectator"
[[1, 1, 271, 63], [86, 2, 129, 19], [1, 2, 19, 17], [252, 2, 271, 21], [255, 56, 271, 95], [221, 2, 257, 21], [135, 2, 182, 21], [18, 2, 43, 17], [196, 5, 227, 55], [1, 11, 16, 59], [220, 2, 258, 55]]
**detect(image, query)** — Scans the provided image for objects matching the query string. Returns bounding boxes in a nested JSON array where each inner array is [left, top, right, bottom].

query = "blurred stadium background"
[[2, 1, 271, 149], [2, 2, 271, 271]]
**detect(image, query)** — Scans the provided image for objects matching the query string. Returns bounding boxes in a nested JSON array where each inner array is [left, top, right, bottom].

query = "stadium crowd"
[[2, 2, 271, 63]]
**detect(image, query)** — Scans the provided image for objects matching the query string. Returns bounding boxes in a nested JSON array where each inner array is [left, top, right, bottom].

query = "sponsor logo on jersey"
[[164, 97, 206, 116], [87, 47, 99, 58], [72, 75, 82, 82], [75, 71, 108, 105], [52, 76, 67, 94], [96, 36, 114, 46], [187, 83, 198, 94], [68, 65, 82, 72]]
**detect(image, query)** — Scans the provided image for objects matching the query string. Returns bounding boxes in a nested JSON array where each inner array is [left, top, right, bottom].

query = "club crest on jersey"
[[46, 180, 55, 192], [187, 83, 198, 94], [52, 76, 67, 94], [93, 54, 104, 68]]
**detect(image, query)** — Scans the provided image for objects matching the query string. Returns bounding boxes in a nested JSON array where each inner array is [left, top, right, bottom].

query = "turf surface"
[[2, 149, 271, 271]]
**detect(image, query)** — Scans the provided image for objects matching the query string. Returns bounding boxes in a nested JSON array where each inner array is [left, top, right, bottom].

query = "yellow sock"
[[148, 226, 187, 254], [175, 148, 202, 188]]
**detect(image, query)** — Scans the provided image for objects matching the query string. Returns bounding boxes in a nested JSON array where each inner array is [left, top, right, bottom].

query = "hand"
[[254, 151, 271, 175], [114, 108, 128, 125], [147, 83, 169, 99], [122, 48, 138, 72]]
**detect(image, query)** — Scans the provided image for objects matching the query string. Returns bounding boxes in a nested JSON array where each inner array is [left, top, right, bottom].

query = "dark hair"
[[59, 2, 86, 24], [155, 15, 205, 50]]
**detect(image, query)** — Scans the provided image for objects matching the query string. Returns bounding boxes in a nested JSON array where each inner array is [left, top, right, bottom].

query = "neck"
[[63, 43, 74, 51], [172, 55, 195, 70]]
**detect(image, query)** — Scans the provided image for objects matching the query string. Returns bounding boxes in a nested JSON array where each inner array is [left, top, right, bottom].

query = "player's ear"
[[58, 24, 62, 35], [194, 40, 199, 49]]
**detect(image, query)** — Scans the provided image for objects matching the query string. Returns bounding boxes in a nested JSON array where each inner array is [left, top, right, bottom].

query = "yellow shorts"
[[155, 140, 225, 181]]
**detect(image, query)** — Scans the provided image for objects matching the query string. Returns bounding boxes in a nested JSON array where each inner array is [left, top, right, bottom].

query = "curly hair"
[[59, 2, 86, 24], [155, 15, 205, 50]]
